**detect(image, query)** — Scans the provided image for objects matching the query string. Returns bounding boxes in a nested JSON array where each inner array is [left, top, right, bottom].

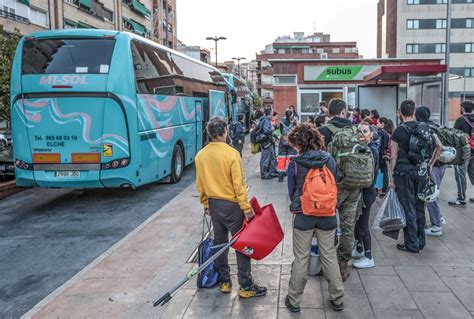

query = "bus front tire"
[[170, 144, 184, 184]]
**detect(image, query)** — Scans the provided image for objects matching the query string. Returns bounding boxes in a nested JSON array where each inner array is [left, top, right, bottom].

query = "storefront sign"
[[304, 65, 380, 82]]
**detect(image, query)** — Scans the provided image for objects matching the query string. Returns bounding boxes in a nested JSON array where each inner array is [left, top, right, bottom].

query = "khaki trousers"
[[288, 227, 344, 307]]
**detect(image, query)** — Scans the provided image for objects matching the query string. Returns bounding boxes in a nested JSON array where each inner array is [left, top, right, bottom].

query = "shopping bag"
[[231, 197, 284, 260], [197, 215, 220, 288], [372, 188, 406, 232], [197, 238, 221, 288], [251, 143, 260, 154], [277, 156, 291, 173]]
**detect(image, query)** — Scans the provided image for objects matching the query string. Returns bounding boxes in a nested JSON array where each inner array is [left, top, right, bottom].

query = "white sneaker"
[[425, 226, 443, 237], [352, 247, 364, 259], [440, 217, 446, 225], [353, 257, 375, 269]]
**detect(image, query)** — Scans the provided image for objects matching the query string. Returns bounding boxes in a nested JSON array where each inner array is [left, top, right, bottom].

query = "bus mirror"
[[231, 93, 237, 104]]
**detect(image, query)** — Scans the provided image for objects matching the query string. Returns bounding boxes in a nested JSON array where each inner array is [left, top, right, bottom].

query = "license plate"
[[55, 171, 80, 178]]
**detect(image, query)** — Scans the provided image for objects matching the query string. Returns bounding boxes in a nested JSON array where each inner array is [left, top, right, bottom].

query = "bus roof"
[[24, 29, 119, 39], [23, 29, 223, 76]]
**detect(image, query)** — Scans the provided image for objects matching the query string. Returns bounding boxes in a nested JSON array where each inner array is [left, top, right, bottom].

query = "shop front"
[[270, 59, 447, 123]]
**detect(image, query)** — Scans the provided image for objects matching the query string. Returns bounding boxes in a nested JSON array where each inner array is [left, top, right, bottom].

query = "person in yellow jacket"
[[195, 117, 267, 299]]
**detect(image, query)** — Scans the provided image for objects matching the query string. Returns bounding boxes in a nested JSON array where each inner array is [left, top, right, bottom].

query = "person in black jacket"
[[352, 123, 379, 269], [284, 123, 344, 313], [450, 100, 474, 205], [230, 115, 246, 156]]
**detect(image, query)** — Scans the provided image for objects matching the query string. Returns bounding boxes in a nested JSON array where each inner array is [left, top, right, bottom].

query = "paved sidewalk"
[[24, 145, 474, 319]]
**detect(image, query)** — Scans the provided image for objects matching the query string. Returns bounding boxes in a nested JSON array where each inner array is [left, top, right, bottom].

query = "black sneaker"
[[239, 283, 267, 298], [285, 295, 300, 313], [331, 301, 344, 312], [469, 198, 474, 203], [448, 200, 467, 206], [396, 243, 419, 254], [278, 175, 284, 182]]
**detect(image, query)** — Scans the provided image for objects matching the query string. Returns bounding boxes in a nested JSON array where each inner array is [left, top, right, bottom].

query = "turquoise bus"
[[11, 29, 230, 188], [223, 73, 252, 131]]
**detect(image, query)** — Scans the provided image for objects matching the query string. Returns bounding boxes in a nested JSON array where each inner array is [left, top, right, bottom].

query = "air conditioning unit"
[[320, 53, 328, 60]]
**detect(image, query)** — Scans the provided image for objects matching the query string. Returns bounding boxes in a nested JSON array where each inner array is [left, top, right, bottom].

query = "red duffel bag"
[[231, 197, 284, 260]]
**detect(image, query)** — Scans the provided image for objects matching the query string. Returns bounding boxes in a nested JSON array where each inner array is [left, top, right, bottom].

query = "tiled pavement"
[[25, 145, 474, 318]]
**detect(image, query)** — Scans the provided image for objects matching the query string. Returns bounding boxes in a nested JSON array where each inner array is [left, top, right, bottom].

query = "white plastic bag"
[[372, 189, 406, 231]]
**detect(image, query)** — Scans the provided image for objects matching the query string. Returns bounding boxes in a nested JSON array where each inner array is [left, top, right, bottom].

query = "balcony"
[[256, 67, 273, 75], [0, 9, 30, 24], [256, 52, 360, 61], [257, 83, 273, 90]]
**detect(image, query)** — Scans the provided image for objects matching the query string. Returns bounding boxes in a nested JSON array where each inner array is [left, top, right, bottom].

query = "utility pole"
[[232, 57, 246, 77], [206, 36, 226, 68], [442, 0, 452, 126]]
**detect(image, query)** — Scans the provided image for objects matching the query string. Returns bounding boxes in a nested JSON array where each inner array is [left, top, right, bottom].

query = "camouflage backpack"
[[326, 125, 374, 189], [428, 125, 470, 165]]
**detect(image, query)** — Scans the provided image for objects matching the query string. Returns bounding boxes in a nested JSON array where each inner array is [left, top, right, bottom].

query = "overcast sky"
[[177, 0, 378, 63]]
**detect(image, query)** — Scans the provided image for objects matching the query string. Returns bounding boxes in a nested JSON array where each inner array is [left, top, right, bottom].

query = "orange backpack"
[[300, 165, 337, 217]]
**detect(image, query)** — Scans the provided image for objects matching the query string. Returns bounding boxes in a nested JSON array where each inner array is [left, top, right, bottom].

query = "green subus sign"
[[316, 66, 363, 81]]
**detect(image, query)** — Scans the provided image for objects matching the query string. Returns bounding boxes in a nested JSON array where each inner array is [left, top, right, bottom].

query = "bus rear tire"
[[170, 144, 184, 184]]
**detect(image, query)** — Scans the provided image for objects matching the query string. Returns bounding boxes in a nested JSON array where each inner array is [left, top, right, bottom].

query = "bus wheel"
[[170, 144, 184, 183]]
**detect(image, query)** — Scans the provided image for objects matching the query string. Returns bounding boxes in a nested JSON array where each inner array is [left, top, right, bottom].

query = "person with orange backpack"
[[284, 123, 344, 313]]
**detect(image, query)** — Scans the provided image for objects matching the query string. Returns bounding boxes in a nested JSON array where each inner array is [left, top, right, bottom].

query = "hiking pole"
[[153, 235, 240, 307]]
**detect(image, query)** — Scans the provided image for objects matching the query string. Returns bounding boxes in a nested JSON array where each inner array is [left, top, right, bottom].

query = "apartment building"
[[377, 0, 474, 116], [0, 0, 177, 48], [256, 32, 361, 107]]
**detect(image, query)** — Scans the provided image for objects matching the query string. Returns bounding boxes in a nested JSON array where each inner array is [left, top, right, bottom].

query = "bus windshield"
[[22, 38, 116, 75]]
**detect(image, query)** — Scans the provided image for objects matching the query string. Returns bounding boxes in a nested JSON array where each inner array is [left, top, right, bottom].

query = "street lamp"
[[232, 57, 246, 77], [442, 0, 452, 126], [206, 36, 226, 68]]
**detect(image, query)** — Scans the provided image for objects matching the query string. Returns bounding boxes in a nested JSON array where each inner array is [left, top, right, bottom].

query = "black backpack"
[[403, 122, 435, 165]]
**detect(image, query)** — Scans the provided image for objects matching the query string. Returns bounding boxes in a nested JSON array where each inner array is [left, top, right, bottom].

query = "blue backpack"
[[197, 237, 221, 288]]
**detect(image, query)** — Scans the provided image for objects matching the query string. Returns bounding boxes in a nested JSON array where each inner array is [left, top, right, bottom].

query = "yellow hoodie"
[[195, 142, 251, 213]]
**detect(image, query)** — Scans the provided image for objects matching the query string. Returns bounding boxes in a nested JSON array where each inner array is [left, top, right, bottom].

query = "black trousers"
[[394, 170, 426, 252], [380, 159, 389, 193], [355, 187, 377, 258], [208, 198, 252, 287]]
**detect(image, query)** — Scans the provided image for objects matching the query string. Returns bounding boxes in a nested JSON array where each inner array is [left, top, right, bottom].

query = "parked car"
[[0, 134, 7, 150], [0, 129, 14, 181]]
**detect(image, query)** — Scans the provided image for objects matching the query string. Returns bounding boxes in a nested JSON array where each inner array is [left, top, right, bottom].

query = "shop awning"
[[18, 0, 30, 6], [123, 17, 146, 36], [130, 0, 151, 17], [364, 64, 447, 82], [79, 0, 92, 9]]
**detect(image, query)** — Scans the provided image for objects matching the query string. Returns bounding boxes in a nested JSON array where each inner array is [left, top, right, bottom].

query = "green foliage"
[[254, 96, 263, 109], [0, 28, 21, 127]]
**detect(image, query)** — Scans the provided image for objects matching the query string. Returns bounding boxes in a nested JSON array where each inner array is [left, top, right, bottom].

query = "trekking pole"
[[153, 235, 240, 307]]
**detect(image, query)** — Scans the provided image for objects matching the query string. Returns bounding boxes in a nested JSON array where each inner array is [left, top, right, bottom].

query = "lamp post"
[[442, 0, 452, 126], [206, 36, 226, 68], [232, 57, 246, 77]]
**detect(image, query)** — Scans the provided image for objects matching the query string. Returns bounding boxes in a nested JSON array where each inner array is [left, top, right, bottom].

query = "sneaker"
[[220, 282, 232, 294], [425, 225, 443, 237], [331, 301, 344, 312], [278, 175, 284, 182], [351, 247, 364, 259], [285, 295, 300, 313], [469, 198, 474, 203], [448, 200, 467, 206], [352, 256, 375, 269], [239, 283, 267, 298], [440, 217, 446, 225]]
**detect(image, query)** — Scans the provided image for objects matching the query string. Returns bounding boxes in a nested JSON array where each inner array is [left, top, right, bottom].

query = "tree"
[[0, 28, 21, 128], [254, 96, 263, 109]]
